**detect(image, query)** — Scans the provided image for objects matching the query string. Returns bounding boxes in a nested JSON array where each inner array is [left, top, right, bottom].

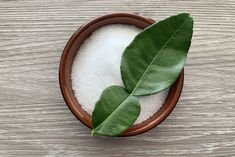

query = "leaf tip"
[[179, 12, 194, 28], [180, 12, 190, 16]]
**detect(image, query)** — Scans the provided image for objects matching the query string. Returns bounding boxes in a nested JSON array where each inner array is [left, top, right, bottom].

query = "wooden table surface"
[[0, 0, 235, 156]]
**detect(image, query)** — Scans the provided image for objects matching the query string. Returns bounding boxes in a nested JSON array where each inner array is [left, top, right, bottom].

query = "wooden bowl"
[[59, 13, 184, 136]]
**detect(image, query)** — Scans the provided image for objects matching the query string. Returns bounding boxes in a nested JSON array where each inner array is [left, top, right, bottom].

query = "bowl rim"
[[59, 12, 184, 136]]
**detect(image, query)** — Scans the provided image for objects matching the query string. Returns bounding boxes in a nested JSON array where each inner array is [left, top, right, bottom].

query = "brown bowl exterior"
[[59, 13, 184, 136]]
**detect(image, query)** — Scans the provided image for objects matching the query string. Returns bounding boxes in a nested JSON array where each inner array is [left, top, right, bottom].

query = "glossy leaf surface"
[[121, 13, 193, 95]]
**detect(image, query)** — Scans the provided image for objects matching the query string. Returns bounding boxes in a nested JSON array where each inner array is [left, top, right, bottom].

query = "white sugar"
[[71, 24, 169, 124]]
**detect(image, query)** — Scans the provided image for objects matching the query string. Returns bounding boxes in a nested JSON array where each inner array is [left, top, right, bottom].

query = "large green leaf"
[[121, 13, 193, 96], [92, 86, 140, 136]]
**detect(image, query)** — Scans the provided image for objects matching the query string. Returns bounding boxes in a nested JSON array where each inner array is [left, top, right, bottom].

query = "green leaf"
[[91, 13, 193, 136], [121, 13, 193, 96], [92, 85, 140, 136]]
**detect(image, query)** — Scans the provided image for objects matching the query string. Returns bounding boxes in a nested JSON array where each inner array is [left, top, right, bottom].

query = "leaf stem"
[[91, 129, 96, 136]]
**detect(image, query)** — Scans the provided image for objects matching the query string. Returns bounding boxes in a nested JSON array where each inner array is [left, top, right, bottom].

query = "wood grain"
[[0, 0, 235, 156]]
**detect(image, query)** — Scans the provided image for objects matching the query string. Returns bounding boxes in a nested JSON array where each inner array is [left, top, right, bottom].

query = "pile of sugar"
[[71, 24, 169, 124]]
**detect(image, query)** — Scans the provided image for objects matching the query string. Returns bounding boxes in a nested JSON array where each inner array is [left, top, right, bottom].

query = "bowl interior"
[[59, 13, 183, 136]]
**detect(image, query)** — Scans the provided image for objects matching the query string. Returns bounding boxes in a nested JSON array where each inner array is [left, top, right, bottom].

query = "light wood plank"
[[0, 0, 234, 156]]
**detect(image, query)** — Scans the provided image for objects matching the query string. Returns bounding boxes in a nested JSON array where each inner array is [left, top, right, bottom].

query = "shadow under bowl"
[[59, 13, 184, 136]]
